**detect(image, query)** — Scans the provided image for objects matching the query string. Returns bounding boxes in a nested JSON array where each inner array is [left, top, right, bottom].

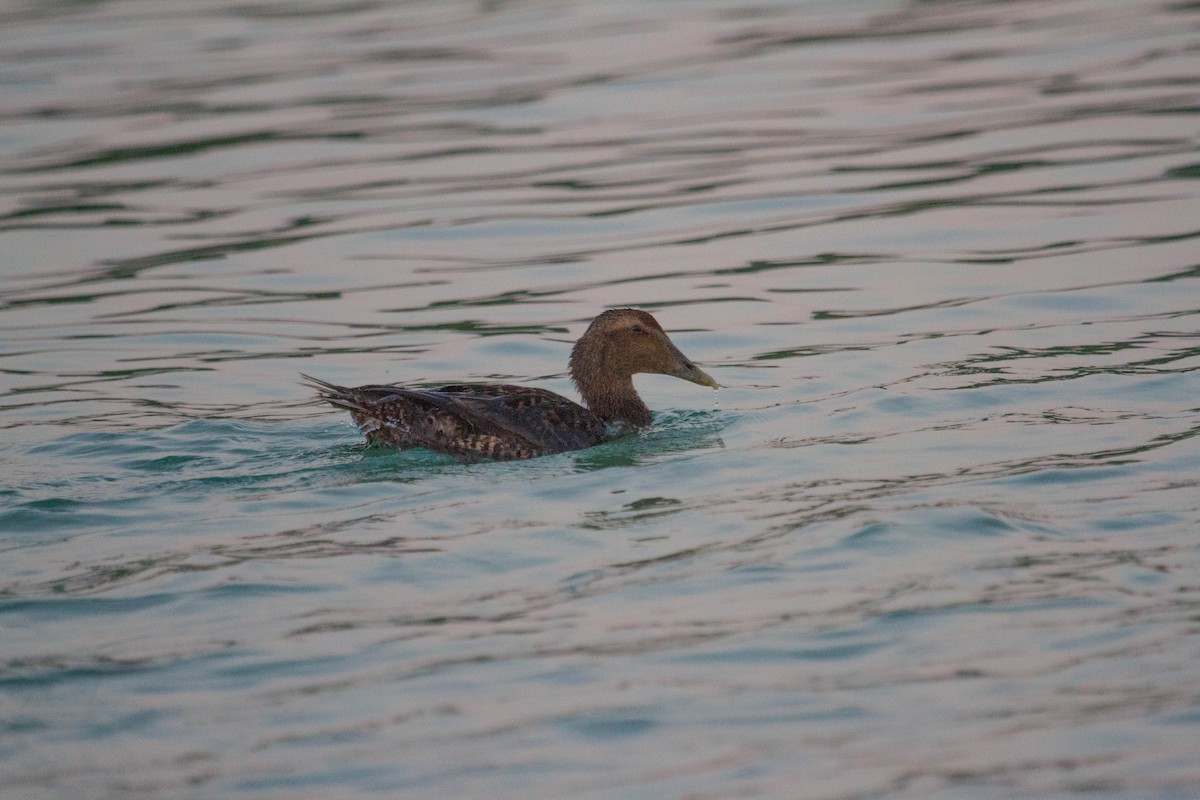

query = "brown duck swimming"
[[303, 308, 717, 461]]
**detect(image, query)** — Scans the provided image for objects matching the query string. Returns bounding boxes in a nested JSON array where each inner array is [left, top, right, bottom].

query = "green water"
[[2, 0, 1199, 797]]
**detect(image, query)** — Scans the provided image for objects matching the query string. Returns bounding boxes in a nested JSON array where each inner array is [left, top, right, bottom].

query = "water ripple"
[[3, 0, 1200, 797]]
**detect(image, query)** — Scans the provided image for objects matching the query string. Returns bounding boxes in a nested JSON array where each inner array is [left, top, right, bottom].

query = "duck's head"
[[570, 308, 718, 400]]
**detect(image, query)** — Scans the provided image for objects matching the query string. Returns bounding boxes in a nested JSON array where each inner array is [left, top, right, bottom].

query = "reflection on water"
[[2, 0, 1199, 797]]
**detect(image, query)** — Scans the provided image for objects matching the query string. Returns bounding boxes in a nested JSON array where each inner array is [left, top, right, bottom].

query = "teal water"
[[2, 0, 1199, 797]]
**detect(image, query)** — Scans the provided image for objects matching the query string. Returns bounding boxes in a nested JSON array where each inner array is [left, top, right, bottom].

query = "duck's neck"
[[570, 329, 653, 426], [577, 375, 652, 427]]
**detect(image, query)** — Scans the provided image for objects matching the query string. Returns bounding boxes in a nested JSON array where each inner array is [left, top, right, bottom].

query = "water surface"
[[2, 0, 1199, 798]]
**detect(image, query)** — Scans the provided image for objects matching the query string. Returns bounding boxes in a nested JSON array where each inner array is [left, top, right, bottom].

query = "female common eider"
[[303, 308, 717, 461]]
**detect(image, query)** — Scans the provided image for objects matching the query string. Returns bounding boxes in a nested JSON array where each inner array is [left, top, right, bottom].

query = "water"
[[2, 0, 1199, 797]]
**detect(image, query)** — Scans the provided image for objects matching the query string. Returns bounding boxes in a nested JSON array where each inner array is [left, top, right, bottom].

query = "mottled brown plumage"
[[304, 308, 717, 462]]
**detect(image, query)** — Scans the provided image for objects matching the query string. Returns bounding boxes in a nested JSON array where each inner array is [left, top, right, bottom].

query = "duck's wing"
[[435, 384, 610, 456], [303, 375, 608, 461]]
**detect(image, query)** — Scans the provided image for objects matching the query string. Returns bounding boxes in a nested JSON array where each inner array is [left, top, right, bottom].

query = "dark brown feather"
[[302, 377, 608, 461]]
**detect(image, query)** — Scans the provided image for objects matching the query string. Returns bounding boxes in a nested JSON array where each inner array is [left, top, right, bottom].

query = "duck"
[[303, 308, 718, 461]]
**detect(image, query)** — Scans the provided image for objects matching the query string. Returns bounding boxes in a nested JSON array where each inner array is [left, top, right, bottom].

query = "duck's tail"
[[300, 373, 371, 414]]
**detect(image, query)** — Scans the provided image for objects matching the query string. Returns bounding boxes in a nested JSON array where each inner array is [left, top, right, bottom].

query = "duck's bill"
[[666, 341, 719, 388], [685, 365, 719, 389]]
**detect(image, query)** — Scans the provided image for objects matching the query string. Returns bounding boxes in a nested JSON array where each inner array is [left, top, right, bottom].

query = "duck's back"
[[307, 377, 610, 461]]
